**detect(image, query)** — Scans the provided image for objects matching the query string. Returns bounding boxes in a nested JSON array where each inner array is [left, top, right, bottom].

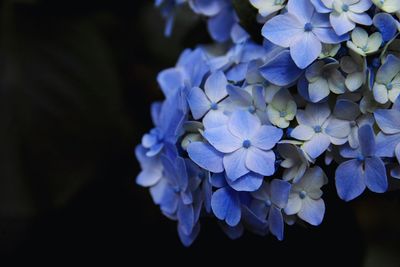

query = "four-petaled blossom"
[[262, 0, 348, 69], [187, 71, 229, 128], [204, 110, 283, 191], [284, 166, 328, 226], [251, 179, 291, 240], [312, 0, 373, 36], [372, 54, 400, 104], [335, 124, 388, 201], [303, 59, 346, 103], [291, 103, 350, 159], [267, 89, 297, 128], [347, 27, 382, 56], [340, 51, 367, 91]]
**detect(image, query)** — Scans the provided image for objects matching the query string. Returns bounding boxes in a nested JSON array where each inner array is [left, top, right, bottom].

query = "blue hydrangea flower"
[[335, 124, 388, 201], [284, 166, 328, 226], [203, 110, 283, 191], [372, 54, 400, 104], [187, 71, 229, 129], [251, 179, 291, 240], [333, 98, 374, 148], [225, 84, 269, 124], [262, 0, 348, 68], [374, 96, 400, 157], [312, 0, 373, 36], [157, 48, 209, 97], [291, 103, 350, 159]]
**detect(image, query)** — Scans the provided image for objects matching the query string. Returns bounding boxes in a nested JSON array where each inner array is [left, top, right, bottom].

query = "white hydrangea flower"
[[347, 27, 382, 56]]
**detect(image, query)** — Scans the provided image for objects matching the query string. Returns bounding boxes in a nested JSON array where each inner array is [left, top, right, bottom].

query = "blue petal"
[[270, 179, 291, 209], [223, 148, 249, 180], [178, 223, 200, 247], [374, 109, 400, 134], [157, 68, 184, 97], [365, 157, 388, 193], [262, 14, 303, 48], [245, 148, 276, 176], [187, 142, 224, 173], [333, 99, 360, 121], [288, 0, 314, 23], [210, 172, 228, 188], [205, 70, 228, 103], [358, 124, 376, 157], [228, 110, 261, 139], [298, 198, 325, 226], [376, 132, 400, 157], [177, 201, 195, 236], [226, 63, 248, 82], [226, 84, 252, 105], [259, 50, 304, 86], [269, 206, 284, 241], [204, 126, 242, 153], [219, 222, 244, 240], [211, 187, 241, 226], [373, 13, 398, 42], [241, 205, 269, 236], [335, 159, 366, 201], [252, 125, 283, 150], [190, 0, 223, 16], [311, 0, 331, 13], [227, 172, 264, 192], [207, 8, 236, 42], [187, 87, 210, 119], [290, 32, 322, 69]]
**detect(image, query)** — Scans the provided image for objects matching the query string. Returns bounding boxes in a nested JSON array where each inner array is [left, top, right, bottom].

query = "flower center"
[[248, 106, 256, 114], [341, 4, 349, 12], [357, 155, 365, 162], [387, 83, 393, 90], [314, 125, 322, 133], [242, 139, 251, 149], [210, 102, 218, 110], [299, 190, 307, 199], [279, 110, 287, 117], [304, 22, 313, 32]]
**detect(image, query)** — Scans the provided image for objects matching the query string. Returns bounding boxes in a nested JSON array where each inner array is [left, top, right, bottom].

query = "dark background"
[[0, 1, 399, 265]]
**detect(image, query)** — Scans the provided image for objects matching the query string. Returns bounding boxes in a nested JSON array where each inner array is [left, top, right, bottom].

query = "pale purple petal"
[[335, 159, 365, 201], [291, 125, 315, 141], [205, 70, 228, 103], [204, 126, 242, 153], [262, 14, 303, 48], [298, 197, 325, 226], [288, 0, 315, 23], [365, 157, 388, 193], [187, 87, 211, 119], [330, 12, 355, 35], [187, 142, 224, 173], [252, 125, 283, 150], [246, 148, 276, 176], [228, 110, 261, 139], [302, 133, 331, 159], [227, 172, 264, 192], [290, 32, 322, 69], [224, 149, 249, 180]]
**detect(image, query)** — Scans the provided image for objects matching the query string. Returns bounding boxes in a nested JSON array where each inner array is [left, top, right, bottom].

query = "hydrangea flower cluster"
[[136, 0, 400, 245]]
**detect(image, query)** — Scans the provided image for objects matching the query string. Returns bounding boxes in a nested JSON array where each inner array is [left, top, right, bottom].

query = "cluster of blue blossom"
[[136, 0, 400, 245]]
